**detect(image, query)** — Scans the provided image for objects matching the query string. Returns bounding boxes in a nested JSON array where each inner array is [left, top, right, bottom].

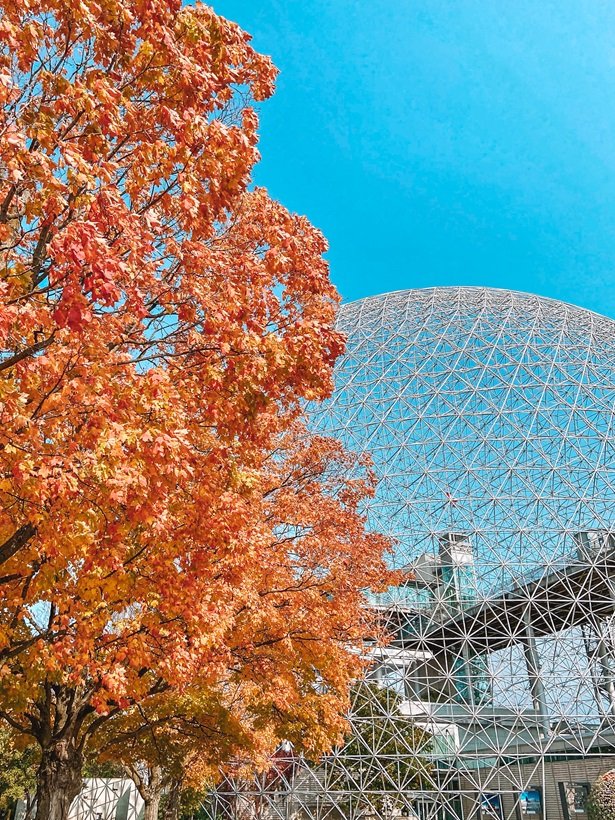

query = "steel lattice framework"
[[208, 287, 615, 820]]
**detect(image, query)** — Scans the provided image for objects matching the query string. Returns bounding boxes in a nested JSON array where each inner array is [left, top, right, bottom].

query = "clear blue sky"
[[213, 0, 615, 318]]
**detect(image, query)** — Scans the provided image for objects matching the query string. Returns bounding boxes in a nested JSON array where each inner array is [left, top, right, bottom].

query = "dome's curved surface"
[[315, 286, 615, 595]]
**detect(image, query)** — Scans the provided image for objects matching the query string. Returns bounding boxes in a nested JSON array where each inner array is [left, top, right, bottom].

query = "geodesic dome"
[[313, 287, 615, 819], [319, 286, 615, 586], [209, 287, 615, 820]]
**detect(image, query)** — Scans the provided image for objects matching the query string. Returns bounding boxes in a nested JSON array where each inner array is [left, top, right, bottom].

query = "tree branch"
[[0, 523, 37, 566], [0, 334, 54, 374]]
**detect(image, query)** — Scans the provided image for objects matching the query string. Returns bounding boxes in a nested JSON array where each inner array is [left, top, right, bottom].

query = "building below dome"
[[207, 288, 615, 820]]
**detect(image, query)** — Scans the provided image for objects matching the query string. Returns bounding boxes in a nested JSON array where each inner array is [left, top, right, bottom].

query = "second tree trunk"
[[35, 739, 83, 820]]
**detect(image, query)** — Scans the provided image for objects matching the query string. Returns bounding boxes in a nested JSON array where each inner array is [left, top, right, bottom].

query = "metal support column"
[[522, 610, 550, 738], [460, 641, 475, 707], [596, 628, 615, 715], [602, 577, 615, 715]]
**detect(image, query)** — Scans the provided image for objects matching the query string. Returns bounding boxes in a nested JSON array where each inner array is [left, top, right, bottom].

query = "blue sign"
[[520, 790, 542, 816]]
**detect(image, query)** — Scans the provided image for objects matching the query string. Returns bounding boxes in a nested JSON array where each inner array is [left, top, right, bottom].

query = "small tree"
[[0, 725, 37, 819], [588, 771, 615, 820], [324, 681, 433, 817], [94, 690, 251, 820]]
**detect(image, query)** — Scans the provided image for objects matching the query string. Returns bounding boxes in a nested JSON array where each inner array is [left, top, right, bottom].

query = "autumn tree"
[[93, 691, 257, 820], [0, 3, 393, 817]]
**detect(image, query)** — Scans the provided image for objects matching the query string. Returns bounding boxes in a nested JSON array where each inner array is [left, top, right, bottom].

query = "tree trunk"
[[163, 778, 182, 820], [35, 738, 83, 820], [127, 764, 165, 820], [143, 793, 162, 820]]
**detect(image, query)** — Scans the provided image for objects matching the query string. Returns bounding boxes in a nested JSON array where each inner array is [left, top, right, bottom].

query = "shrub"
[[588, 771, 615, 820]]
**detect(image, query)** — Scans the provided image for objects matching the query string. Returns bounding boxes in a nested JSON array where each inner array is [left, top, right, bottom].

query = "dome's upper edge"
[[337, 285, 615, 327]]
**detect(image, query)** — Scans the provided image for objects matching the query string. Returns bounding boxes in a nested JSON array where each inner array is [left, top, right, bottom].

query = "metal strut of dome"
[[206, 287, 615, 820]]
